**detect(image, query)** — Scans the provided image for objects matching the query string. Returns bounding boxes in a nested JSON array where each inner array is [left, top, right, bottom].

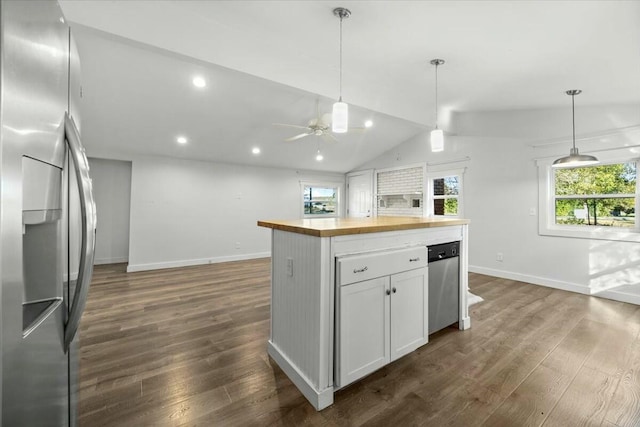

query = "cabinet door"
[[338, 276, 390, 387], [390, 267, 428, 362]]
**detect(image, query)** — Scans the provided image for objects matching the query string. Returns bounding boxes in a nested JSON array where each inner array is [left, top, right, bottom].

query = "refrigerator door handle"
[[64, 112, 97, 352]]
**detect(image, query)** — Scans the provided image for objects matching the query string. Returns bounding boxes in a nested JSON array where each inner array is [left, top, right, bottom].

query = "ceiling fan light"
[[315, 150, 324, 161], [430, 129, 444, 152], [332, 101, 348, 133]]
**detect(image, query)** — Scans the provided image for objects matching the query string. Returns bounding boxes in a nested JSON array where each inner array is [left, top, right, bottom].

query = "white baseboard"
[[94, 257, 128, 265], [126, 252, 271, 273], [267, 341, 334, 411], [594, 289, 640, 306], [468, 265, 592, 295]]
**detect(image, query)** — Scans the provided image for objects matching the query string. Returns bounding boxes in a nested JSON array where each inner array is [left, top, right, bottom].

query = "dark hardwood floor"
[[79, 259, 640, 426]]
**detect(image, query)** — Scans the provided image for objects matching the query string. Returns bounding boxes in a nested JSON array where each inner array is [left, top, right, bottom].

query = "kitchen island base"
[[258, 217, 470, 410]]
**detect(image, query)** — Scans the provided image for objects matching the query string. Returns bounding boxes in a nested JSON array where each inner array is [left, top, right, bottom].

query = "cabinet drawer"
[[337, 247, 427, 286]]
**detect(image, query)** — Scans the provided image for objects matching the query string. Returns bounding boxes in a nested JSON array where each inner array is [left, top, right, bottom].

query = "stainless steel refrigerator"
[[0, 1, 97, 425]]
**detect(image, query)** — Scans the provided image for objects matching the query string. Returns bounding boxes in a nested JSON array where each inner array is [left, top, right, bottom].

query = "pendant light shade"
[[552, 147, 599, 167], [552, 90, 599, 168], [430, 128, 444, 152], [332, 7, 350, 134], [430, 59, 445, 152], [332, 101, 348, 133]]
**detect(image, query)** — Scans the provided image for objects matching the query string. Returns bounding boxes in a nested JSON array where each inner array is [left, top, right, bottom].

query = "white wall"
[[126, 155, 345, 272], [88, 157, 132, 264], [354, 104, 640, 296]]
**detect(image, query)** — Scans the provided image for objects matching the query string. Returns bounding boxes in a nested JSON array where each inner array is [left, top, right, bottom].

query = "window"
[[302, 182, 341, 218], [427, 169, 464, 217], [554, 163, 636, 228], [433, 176, 460, 216], [538, 152, 640, 242]]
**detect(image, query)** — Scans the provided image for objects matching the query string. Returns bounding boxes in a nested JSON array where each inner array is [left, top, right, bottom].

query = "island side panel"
[[459, 224, 470, 329], [268, 229, 334, 409]]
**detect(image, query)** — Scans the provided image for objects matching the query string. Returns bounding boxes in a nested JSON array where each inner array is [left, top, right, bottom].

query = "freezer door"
[[1, 1, 71, 425], [66, 29, 83, 427]]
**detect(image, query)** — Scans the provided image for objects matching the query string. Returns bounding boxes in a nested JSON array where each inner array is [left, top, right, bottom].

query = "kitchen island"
[[258, 216, 470, 410]]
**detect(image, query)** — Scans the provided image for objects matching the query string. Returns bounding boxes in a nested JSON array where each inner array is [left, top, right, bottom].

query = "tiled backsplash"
[[376, 166, 424, 217]]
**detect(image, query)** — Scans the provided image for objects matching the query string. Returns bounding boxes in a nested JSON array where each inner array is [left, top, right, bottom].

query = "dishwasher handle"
[[428, 241, 460, 262]]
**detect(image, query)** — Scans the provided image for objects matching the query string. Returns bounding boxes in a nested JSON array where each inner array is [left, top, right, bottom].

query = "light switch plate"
[[286, 258, 293, 277]]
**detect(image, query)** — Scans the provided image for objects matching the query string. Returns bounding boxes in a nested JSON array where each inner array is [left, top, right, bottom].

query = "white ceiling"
[[59, 0, 640, 172]]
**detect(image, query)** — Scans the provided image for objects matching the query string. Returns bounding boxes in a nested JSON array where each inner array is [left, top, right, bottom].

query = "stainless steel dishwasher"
[[428, 241, 460, 334]]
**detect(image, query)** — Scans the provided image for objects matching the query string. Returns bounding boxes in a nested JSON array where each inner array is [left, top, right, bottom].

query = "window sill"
[[539, 225, 640, 243]]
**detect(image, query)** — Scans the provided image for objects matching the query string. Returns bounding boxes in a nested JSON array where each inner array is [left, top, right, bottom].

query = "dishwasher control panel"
[[427, 241, 460, 262]]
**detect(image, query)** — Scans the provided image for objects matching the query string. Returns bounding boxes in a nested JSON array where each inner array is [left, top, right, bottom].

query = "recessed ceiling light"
[[177, 136, 187, 144], [252, 147, 261, 155], [192, 76, 206, 88], [364, 120, 373, 128]]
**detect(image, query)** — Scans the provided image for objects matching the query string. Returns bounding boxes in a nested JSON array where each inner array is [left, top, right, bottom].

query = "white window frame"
[[301, 181, 343, 219], [426, 168, 465, 218], [537, 151, 639, 242]]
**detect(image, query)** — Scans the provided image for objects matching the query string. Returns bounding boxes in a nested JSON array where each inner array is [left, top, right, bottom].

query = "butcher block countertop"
[[257, 216, 470, 237]]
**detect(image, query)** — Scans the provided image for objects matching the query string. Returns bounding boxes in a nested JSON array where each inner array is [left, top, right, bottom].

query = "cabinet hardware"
[[409, 257, 420, 262], [392, 287, 397, 293], [386, 289, 391, 295], [353, 266, 368, 274]]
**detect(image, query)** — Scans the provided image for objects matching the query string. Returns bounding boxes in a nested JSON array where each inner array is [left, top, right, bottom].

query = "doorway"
[[346, 170, 373, 218], [88, 158, 132, 264]]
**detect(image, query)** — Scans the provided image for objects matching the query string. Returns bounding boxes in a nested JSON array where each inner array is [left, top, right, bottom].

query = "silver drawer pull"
[[353, 266, 368, 274], [409, 257, 420, 262]]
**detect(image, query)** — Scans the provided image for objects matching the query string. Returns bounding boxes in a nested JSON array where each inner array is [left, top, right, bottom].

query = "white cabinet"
[[338, 276, 390, 387], [336, 248, 428, 388], [390, 268, 428, 361]]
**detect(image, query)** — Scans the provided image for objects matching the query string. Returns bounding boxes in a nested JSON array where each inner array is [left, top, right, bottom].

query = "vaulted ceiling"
[[59, 1, 640, 172]]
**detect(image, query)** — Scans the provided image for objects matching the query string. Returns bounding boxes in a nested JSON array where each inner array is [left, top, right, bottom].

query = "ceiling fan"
[[273, 100, 365, 143]]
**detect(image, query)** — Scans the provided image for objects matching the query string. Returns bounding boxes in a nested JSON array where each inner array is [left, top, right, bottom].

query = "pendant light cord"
[[571, 92, 576, 150], [339, 15, 343, 102], [434, 63, 439, 129]]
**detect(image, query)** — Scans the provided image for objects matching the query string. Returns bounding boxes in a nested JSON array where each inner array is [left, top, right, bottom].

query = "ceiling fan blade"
[[321, 113, 332, 126], [322, 132, 340, 143], [285, 132, 311, 142], [348, 127, 367, 133], [273, 123, 309, 130]]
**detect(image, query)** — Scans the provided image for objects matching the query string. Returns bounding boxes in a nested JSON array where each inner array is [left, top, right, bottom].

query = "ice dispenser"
[[22, 156, 63, 336]]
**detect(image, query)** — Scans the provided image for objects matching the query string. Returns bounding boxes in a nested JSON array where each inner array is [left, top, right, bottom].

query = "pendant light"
[[552, 90, 599, 168], [430, 59, 445, 152], [332, 7, 350, 134]]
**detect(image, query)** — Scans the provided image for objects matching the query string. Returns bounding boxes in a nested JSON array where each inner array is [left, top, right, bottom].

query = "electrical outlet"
[[529, 207, 537, 216], [235, 242, 240, 249], [496, 252, 504, 262], [286, 258, 293, 277]]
